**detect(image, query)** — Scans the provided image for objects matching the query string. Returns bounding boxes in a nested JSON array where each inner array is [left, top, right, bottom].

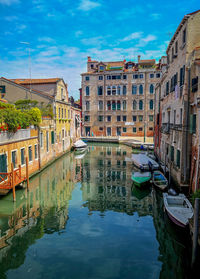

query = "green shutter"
[[51, 131, 55, 144]]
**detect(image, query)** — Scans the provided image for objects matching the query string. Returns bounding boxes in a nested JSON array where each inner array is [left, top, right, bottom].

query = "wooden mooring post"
[[11, 163, 16, 202], [192, 198, 200, 266], [26, 157, 29, 191]]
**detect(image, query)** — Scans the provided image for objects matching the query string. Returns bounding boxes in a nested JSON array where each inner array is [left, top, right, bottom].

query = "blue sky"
[[0, 0, 199, 99]]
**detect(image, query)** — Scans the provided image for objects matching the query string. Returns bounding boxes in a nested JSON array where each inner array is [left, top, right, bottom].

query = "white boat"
[[152, 171, 168, 191], [163, 193, 193, 227], [132, 153, 159, 171], [73, 139, 87, 150]]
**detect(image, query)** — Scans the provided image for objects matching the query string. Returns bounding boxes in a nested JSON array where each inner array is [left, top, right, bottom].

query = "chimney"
[[138, 55, 141, 63], [87, 56, 91, 62]]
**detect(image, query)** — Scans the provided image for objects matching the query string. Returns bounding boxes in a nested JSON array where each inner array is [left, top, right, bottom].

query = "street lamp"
[[20, 41, 32, 92]]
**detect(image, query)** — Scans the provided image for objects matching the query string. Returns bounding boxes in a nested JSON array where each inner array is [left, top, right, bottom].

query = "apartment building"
[[81, 56, 161, 138], [155, 10, 200, 188]]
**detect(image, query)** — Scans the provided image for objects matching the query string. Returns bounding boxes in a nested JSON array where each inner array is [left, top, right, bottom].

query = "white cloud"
[[75, 30, 83, 38], [81, 36, 105, 46], [0, 0, 19, 5], [120, 32, 143, 42], [78, 0, 101, 11], [141, 34, 157, 43]]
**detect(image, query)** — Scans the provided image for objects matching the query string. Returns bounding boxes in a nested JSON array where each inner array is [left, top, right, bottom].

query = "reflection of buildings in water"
[[152, 189, 190, 279], [0, 153, 77, 275], [81, 145, 153, 217]]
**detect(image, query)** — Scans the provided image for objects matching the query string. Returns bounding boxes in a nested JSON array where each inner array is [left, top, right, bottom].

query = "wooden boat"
[[73, 139, 87, 150], [131, 171, 151, 188], [163, 193, 193, 227], [132, 153, 159, 171], [152, 171, 168, 191]]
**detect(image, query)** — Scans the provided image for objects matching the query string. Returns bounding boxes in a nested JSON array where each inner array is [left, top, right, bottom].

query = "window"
[[107, 86, 111, 95], [117, 101, 121, 110], [132, 115, 136, 122], [149, 127, 153, 131], [91, 64, 94, 69], [139, 84, 143, 95], [150, 84, 154, 94], [40, 132, 43, 148], [98, 115, 103, 122], [176, 150, 180, 168], [166, 81, 169, 96], [180, 108, 183, 124], [139, 74, 143, 79], [133, 100, 137, 110], [133, 74, 138, 79], [133, 127, 137, 133], [156, 73, 160, 78], [150, 73, 154, 78], [132, 85, 137, 95], [190, 114, 196, 134], [107, 101, 111, 110], [35, 144, 38, 159], [180, 65, 185, 86], [112, 86, 116, 95], [107, 75, 111, 80], [123, 75, 127, 80], [99, 127, 103, 131], [117, 86, 121, 95], [170, 146, 174, 162], [98, 101, 103, 110], [99, 75, 103, 80], [84, 115, 90, 122], [139, 115, 143, 122], [85, 76, 90, 81], [149, 115, 153, 121], [107, 116, 111, 122], [139, 127, 143, 131], [123, 127, 127, 133], [139, 100, 143, 110], [192, 76, 198, 92], [122, 100, 126, 111], [149, 100, 153, 110], [21, 148, 25, 165], [112, 101, 116, 110], [123, 85, 126, 95], [183, 28, 186, 44], [59, 108, 61, 118], [86, 86, 90, 96], [122, 115, 127, 122], [86, 101, 90, 111], [174, 110, 176, 124], [99, 66, 104, 71], [51, 131, 55, 144], [98, 86, 103, 95], [46, 131, 49, 152], [28, 146, 33, 162], [117, 115, 121, 121], [175, 41, 178, 54]]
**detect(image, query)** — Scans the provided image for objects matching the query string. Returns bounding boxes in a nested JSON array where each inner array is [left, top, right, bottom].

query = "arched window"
[[112, 86, 116, 95], [123, 85, 127, 95], [117, 100, 121, 110], [139, 84, 143, 94], [107, 101, 111, 111], [86, 86, 90, 96], [132, 85, 137, 94], [132, 100, 137, 110], [107, 86, 111, 95], [149, 100, 154, 110], [112, 101, 116, 110], [139, 100, 143, 110], [150, 84, 154, 94]]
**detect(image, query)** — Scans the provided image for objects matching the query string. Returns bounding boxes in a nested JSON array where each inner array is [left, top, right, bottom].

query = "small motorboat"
[[73, 139, 87, 150], [131, 171, 151, 188], [163, 193, 193, 227], [132, 153, 159, 171], [152, 171, 168, 191]]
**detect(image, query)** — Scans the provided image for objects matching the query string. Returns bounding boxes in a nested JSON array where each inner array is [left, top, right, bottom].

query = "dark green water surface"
[[0, 144, 193, 279]]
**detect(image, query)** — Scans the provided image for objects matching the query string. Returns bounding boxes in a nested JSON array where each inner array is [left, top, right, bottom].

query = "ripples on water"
[[0, 143, 194, 279]]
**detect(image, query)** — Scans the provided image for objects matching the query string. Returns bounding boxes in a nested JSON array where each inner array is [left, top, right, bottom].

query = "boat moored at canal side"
[[131, 171, 151, 188]]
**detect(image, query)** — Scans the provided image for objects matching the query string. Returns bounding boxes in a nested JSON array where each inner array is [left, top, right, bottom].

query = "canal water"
[[0, 143, 194, 279]]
